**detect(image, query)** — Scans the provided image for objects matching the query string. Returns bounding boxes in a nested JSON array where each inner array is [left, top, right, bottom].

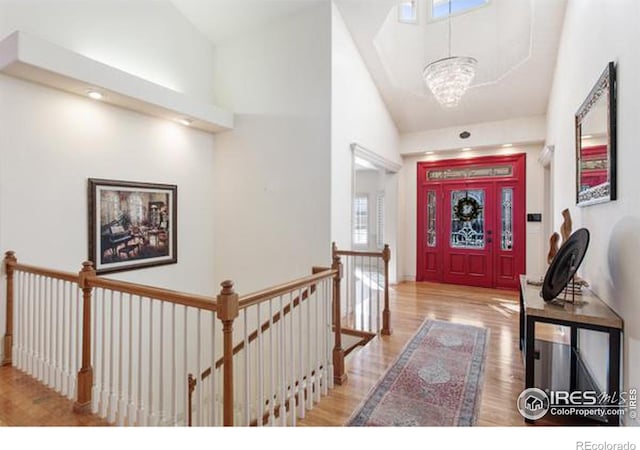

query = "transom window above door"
[[431, 0, 489, 20]]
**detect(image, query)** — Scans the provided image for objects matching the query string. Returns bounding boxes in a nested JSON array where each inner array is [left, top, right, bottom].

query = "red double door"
[[417, 154, 526, 290]]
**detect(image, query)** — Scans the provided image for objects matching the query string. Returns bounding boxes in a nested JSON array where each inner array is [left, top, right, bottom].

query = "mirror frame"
[[575, 61, 617, 207]]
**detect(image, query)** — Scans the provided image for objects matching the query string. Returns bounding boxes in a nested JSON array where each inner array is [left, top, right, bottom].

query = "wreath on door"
[[454, 195, 482, 222]]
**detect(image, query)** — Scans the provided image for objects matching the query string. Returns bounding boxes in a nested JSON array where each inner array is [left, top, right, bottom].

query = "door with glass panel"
[[442, 184, 495, 287], [417, 154, 526, 290]]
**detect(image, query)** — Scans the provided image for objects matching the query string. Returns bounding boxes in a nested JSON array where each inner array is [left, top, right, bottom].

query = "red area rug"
[[347, 319, 488, 426]]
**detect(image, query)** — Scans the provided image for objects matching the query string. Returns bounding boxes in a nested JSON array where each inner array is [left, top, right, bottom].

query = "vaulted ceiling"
[[334, 0, 568, 133]]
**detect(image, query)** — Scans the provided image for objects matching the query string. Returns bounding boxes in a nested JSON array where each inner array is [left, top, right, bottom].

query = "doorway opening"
[[416, 154, 526, 290]]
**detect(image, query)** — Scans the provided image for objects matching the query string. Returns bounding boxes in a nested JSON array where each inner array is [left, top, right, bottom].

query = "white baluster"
[[256, 302, 263, 427], [148, 298, 156, 426], [91, 288, 99, 413], [183, 306, 188, 427], [127, 295, 135, 425], [137, 295, 144, 425], [210, 311, 217, 426], [268, 298, 275, 426], [116, 293, 125, 426], [100, 288, 108, 417], [158, 301, 165, 425], [289, 291, 297, 425], [278, 295, 286, 426], [296, 289, 303, 420], [196, 309, 202, 426], [243, 308, 250, 426], [327, 278, 334, 391], [107, 290, 116, 422], [313, 281, 321, 403], [306, 285, 313, 411], [171, 303, 176, 426]]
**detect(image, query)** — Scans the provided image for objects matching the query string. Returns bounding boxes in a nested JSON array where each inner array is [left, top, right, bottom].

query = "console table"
[[519, 275, 623, 425]]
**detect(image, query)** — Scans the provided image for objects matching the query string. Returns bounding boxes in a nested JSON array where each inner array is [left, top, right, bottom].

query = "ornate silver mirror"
[[575, 62, 616, 206]]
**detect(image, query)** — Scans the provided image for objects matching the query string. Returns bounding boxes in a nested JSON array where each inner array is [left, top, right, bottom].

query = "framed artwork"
[[88, 178, 177, 274]]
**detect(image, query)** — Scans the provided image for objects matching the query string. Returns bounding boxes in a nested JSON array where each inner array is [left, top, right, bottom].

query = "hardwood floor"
[[0, 281, 566, 427], [0, 366, 108, 426], [299, 281, 555, 427]]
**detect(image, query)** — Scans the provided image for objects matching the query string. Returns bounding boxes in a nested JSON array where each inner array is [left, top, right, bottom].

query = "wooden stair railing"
[[2, 246, 346, 427], [332, 243, 392, 336]]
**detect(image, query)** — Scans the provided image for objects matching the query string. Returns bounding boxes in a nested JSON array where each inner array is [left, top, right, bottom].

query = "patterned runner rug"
[[347, 319, 489, 426]]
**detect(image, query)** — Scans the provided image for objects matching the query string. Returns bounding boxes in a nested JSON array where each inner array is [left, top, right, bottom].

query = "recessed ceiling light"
[[87, 90, 103, 100], [178, 118, 193, 126], [462, 147, 472, 152], [424, 151, 434, 155], [459, 131, 471, 139], [502, 143, 513, 148]]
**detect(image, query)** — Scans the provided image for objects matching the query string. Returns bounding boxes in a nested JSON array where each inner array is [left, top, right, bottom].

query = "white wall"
[[400, 115, 547, 155], [331, 3, 401, 280], [545, 0, 640, 423], [0, 0, 215, 100], [398, 145, 546, 283], [211, 3, 332, 294], [0, 0, 219, 361]]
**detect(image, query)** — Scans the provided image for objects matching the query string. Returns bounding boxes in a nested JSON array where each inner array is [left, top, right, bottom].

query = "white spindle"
[[137, 295, 144, 425], [327, 277, 334, 391], [314, 281, 321, 403], [127, 295, 135, 426], [148, 298, 156, 426], [171, 303, 176, 426], [100, 288, 108, 417], [278, 295, 286, 426], [296, 289, 304, 419], [116, 293, 125, 426], [158, 301, 165, 425], [91, 287, 99, 413], [196, 309, 202, 426], [256, 302, 263, 427], [210, 311, 217, 426], [183, 306, 187, 427], [268, 298, 275, 425], [288, 291, 296, 425], [108, 290, 117, 422], [243, 308, 250, 426], [306, 285, 313, 411]]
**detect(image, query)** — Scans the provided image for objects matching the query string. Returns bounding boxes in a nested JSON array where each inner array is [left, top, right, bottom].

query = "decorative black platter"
[[542, 228, 590, 302]]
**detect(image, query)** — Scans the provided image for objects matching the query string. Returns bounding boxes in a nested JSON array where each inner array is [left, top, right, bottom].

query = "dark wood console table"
[[519, 275, 623, 426]]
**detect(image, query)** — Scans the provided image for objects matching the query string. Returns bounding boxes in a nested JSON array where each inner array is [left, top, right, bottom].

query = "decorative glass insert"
[[450, 189, 485, 249], [432, 0, 489, 20], [501, 188, 514, 251], [427, 191, 437, 247], [353, 195, 369, 245], [399, 0, 418, 24], [427, 165, 512, 181]]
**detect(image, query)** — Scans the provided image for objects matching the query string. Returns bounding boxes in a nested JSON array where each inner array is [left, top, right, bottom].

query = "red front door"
[[417, 154, 526, 290], [442, 183, 495, 288]]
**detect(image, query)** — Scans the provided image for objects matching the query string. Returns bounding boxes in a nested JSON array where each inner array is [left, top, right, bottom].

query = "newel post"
[[381, 244, 392, 336], [217, 280, 239, 427], [74, 261, 95, 413], [331, 243, 347, 385], [2, 251, 17, 366]]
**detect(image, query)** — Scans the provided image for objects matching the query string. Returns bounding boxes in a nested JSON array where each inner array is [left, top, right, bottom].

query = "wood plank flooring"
[[0, 365, 108, 426], [0, 281, 566, 427], [299, 281, 556, 427]]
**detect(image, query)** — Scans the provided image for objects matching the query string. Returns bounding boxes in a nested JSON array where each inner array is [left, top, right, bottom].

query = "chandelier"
[[423, 1, 477, 107]]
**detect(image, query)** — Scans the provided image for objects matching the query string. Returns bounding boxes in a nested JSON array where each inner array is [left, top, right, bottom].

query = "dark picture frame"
[[575, 61, 617, 206], [88, 178, 177, 274]]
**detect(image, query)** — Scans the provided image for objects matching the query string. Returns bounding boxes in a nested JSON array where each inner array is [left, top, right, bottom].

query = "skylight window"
[[432, 0, 489, 20], [398, 1, 418, 24]]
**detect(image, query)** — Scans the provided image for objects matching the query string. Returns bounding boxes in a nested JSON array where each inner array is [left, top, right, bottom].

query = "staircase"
[[0, 243, 391, 426]]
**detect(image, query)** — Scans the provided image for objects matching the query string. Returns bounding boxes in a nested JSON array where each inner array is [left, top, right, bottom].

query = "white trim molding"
[[538, 145, 555, 167], [351, 143, 402, 173]]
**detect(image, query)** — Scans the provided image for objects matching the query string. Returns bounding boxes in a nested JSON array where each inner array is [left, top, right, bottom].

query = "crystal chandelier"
[[423, 1, 477, 107]]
